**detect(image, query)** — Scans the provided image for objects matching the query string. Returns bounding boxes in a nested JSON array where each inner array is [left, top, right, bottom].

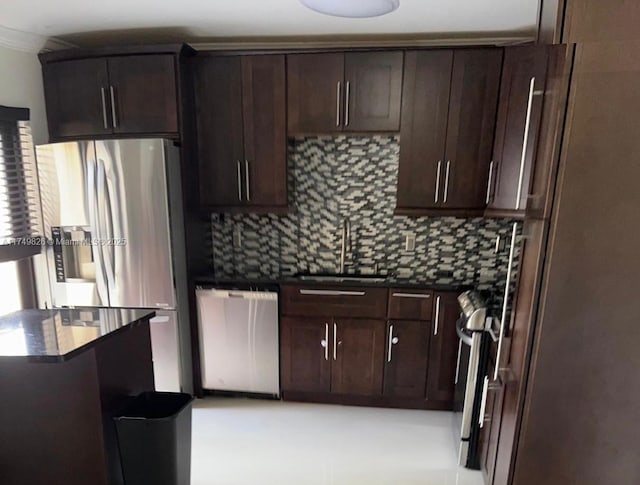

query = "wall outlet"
[[405, 233, 416, 252], [233, 225, 242, 248]]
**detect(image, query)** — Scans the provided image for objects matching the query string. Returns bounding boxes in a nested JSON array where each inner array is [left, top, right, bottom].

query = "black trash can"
[[114, 392, 194, 485]]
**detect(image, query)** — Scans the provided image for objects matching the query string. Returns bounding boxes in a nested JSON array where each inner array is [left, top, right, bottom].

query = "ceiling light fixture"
[[300, 0, 400, 18]]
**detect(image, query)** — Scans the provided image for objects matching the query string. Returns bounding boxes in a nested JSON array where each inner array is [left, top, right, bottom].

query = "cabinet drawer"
[[281, 285, 388, 319], [388, 289, 434, 320]]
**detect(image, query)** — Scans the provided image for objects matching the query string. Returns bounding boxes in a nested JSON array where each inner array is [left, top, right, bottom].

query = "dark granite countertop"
[[0, 308, 155, 363], [192, 274, 472, 293]]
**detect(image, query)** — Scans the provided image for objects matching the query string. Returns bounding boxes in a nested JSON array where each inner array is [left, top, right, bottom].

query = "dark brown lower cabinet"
[[280, 287, 459, 410], [331, 319, 386, 396], [383, 320, 431, 398], [280, 317, 384, 397], [280, 317, 331, 393], [425, 292, 461, 408], [479, 370, 505, 485]]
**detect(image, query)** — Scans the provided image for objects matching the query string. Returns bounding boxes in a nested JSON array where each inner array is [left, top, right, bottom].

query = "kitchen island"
[[0, 308, 156, 485]]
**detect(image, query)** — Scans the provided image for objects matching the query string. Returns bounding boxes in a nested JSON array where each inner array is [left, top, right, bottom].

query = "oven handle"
[[456, 317, 473, 346]]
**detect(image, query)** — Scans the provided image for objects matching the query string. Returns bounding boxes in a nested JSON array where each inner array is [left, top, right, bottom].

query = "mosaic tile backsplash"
[[210, 136, 521, 305]]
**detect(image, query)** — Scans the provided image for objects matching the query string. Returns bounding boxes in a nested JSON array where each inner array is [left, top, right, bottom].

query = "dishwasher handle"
[[195, 288, 278, 301]]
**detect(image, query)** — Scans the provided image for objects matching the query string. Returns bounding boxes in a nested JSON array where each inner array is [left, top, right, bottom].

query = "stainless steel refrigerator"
[[36, 139, 191, 393]]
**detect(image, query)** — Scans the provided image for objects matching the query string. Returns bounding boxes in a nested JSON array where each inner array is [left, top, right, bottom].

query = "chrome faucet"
[[339, 218, 354, 274]]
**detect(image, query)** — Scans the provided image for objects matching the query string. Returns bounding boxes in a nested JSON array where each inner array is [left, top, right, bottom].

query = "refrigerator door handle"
[[96, 159, 117, 294], [86, 156, 110, 306]]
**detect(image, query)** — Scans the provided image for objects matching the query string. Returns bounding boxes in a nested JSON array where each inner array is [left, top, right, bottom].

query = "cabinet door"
[[383, 320, 430, 398], [280, 317, 331, 393], [443, 49, 502, 210], [479, 372, 505, 485], [42, 58, 110, 139], [192, 56, 245, 208], [331, 319, 385, 396], [344, 52, 403, 132], [426, 292, 460, 407], [241, 55, 287, 208], [487, 47, 549, 215], [107, 55, 178, 135], [396, 50, 452, 211], [287, 53, 344, 134]]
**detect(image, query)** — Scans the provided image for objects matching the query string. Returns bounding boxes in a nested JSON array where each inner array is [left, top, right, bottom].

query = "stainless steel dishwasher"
[[196, 288, 279, 397]]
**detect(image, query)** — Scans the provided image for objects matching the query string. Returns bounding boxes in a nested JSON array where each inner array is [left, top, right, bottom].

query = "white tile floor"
[[191, 398, 484, 485]]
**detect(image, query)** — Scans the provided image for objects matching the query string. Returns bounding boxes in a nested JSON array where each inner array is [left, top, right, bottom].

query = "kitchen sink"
[[294, 272, 388, 283]]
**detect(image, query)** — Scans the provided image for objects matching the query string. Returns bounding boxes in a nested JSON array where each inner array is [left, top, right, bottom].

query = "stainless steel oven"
[[453, 290, 490, 469]]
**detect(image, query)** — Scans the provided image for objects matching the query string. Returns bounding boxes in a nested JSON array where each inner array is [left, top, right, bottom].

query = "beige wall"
[[0, 44, 47, 144]]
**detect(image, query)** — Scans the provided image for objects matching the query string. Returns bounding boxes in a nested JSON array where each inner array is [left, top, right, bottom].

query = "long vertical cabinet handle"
[[515, 77, 536, 210], [434, 296, 441, 336], [454, 338, 463, 384], [435, 161, 442, 203], [333, 322, 337, 360], [323, 323, 329, 361], [245, 160, 251, 202], [236, 161, 242, 201], [494, 222, 519, 381], [344, 81, 351, 127], [100, 88, 109, 129], [486, 160, 494, 204], [336, 82, 342, 127], [109, 86, 118, 128], [443, 161, 451, 203], [479, 376, 489, 428], [387, 324, 394, 363]]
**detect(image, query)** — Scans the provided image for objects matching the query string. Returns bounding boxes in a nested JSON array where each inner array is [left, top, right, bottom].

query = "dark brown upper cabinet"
[[107, 55, 178, 135], [396, 48, 502, 217], [41, 51, 182, 141], [287, 53, 344, 134], [287, 52, 403, 134], [193, 54, 287, 212], [485, 46, 549, 218], [42, 58, 111, 139]]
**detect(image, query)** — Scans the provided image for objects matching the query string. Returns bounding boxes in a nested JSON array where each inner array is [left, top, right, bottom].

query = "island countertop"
[[0, 308, 155, 362]]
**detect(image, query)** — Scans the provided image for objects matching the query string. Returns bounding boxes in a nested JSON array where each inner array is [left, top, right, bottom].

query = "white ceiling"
[[0, 0, 539, 46]]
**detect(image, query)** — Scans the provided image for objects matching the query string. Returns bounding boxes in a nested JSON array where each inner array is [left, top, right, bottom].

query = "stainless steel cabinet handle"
[[387, 324, 394, 363], [486, 160, 494, 204], [495, 222, 518, 381], [299, 289, 366, 296], [245, 160, 251, 202], [322, 323, 329, 361], [435, 161, 442, 203], [515, 77, 536, 211], [336, 82, 342, 127], [236, 161, 242, 201], [391, 292, 431, 299], [100, 88, 109, 129], [443, 160, 451, 203], [344, 81, 351, 127], [109, 86, 118, 128], [479, 376, 489, 428], [333, 322, 337, 360], [434, 296, 441, 336], [454, 338, 463, 384]]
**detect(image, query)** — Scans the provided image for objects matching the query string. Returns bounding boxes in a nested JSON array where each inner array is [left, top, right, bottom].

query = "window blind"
[[0, 106, 42, 262]]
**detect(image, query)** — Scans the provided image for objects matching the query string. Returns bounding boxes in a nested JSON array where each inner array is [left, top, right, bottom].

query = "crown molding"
[[0, 24, 74, 53], [191, 33, 535, 51], [0, 25, 46, 52]]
